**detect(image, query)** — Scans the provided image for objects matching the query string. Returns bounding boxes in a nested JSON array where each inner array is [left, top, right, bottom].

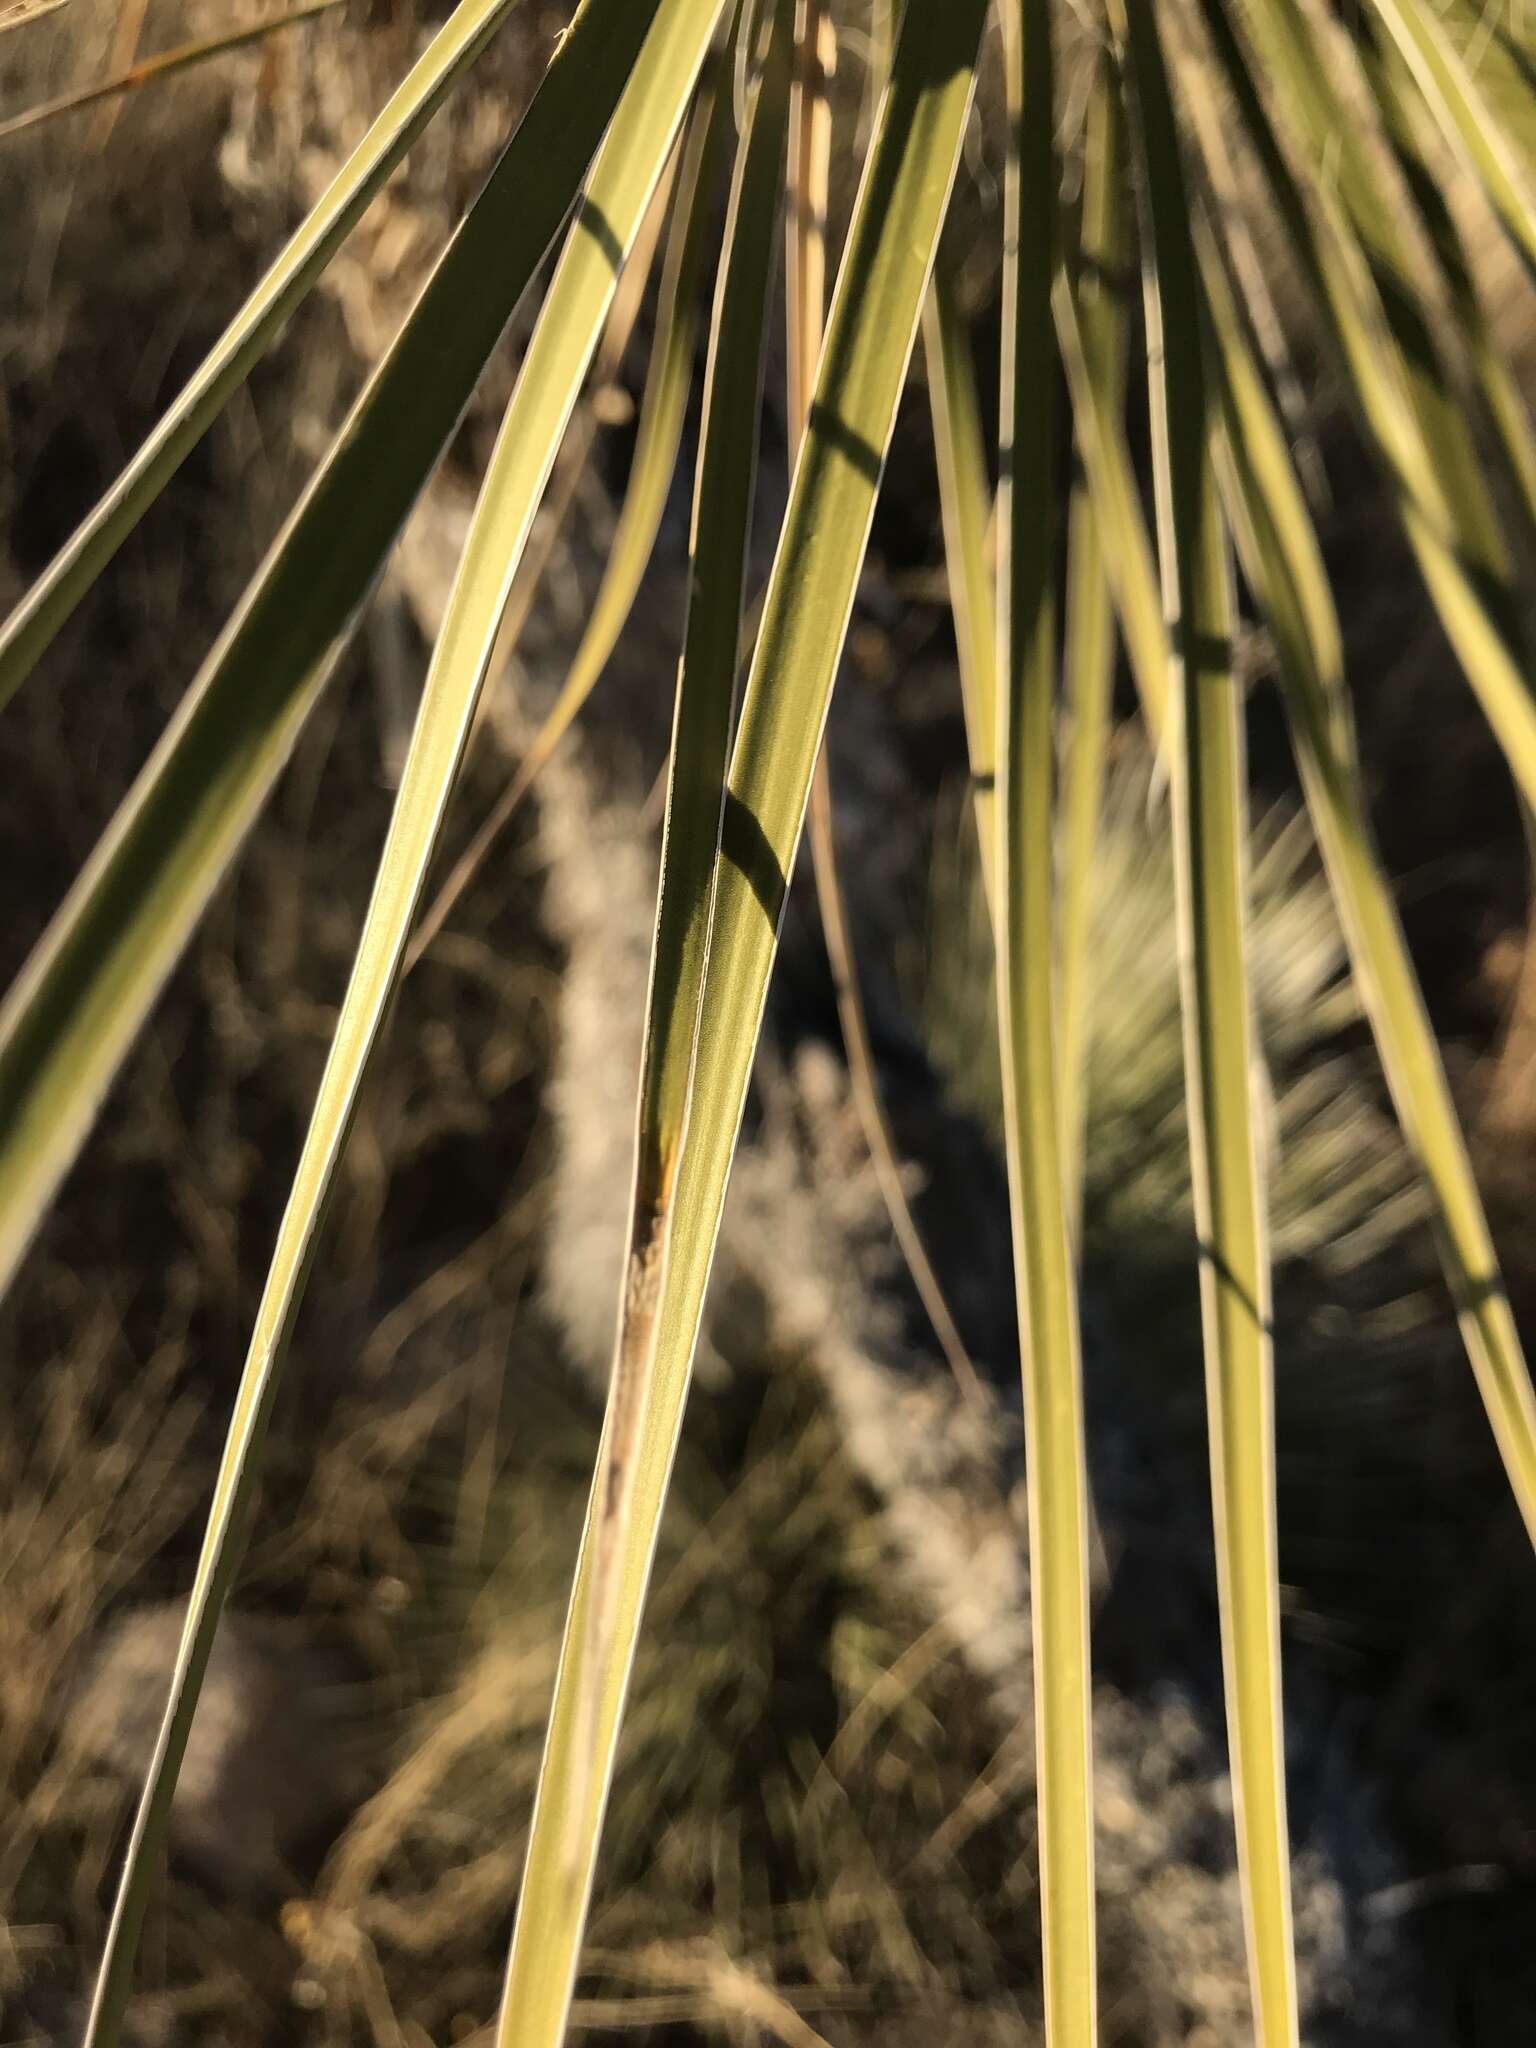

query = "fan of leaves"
[[1, 0, 1534, 2041]]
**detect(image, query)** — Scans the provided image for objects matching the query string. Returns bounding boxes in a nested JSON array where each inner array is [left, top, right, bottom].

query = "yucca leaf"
[[0, 0, 340, 138], [444, 156, 680, 774], [1051, 264, 1169, 740], [1058, 58, 1130, 1222], [637, 5, 791, 1208], [1201, 212, 1536, 1546], [77, 6, 724, 2041], [1119, 0, 1299, 2038], [0, 0, 662, 1303], [1363, 0, 1536, 278], [493, 0, 795, 2034], [994, 2, 1097, 2039], [0, 0, 534, 705], [923, 264, 1000, 900], [1197, 0, 1536, 807], [498, 2, 985, 2037], [405, 64, 733, 971]]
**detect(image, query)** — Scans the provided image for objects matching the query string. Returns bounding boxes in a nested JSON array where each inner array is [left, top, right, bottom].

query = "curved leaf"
[[497, 2, 987, 2036], [791, 0, 984, 1409]]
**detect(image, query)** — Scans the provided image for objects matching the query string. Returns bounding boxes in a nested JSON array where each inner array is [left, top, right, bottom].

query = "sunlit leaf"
[[994, 2, 1097, 2039], [499, 2, 986, 2037], [1051, 266, 1169, 739], [1119, 0, 1299, 2037], [1352, 20, 1536, 540], [1058, 57, 1131, 1221], [787, 0, 983, 1405], [923, 264, 1000, 899], [406, 63, 734, 968]]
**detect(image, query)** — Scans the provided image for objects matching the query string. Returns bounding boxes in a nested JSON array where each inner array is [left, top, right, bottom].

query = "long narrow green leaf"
[[0, 0, 529, 705], [1364, 0, 1536, 277], [0, 0, 340, 138], [1058, 58, 1129, 1222], [78, 8, 723, 2042], [1194, 0, 1536, 810], [995, 3, 1096, 2041], [0, 0, 662, 1303], [923, 265, 1000, 902], [405, 69, 732, 971], [1200, 212, 1536, 1546], [450, 158, 679, 759], [498, 4, 985, 2038], [1119, 0, 1299, 2038], [493, 2, 793, 2037], [636, 0, 791, 1219], [1051, 266, 1169, 740]]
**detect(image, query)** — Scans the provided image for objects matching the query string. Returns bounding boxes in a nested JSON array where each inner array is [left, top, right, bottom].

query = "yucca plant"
[[2, 0, 1535, 2042]]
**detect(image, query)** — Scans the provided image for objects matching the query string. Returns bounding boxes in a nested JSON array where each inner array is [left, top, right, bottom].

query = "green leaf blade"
[[1052, 265, 1169, 741], [924, 265, 1000, 900], [995, 0, 1099, 2036], [995, 1, 1100, 2042], [1120, 0, 1299, 2037], [494, 15, 797, 2037], [1058, 58, 1131, 1223], [404, 62, 733, 972], [499, 5, 987, 2038]]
